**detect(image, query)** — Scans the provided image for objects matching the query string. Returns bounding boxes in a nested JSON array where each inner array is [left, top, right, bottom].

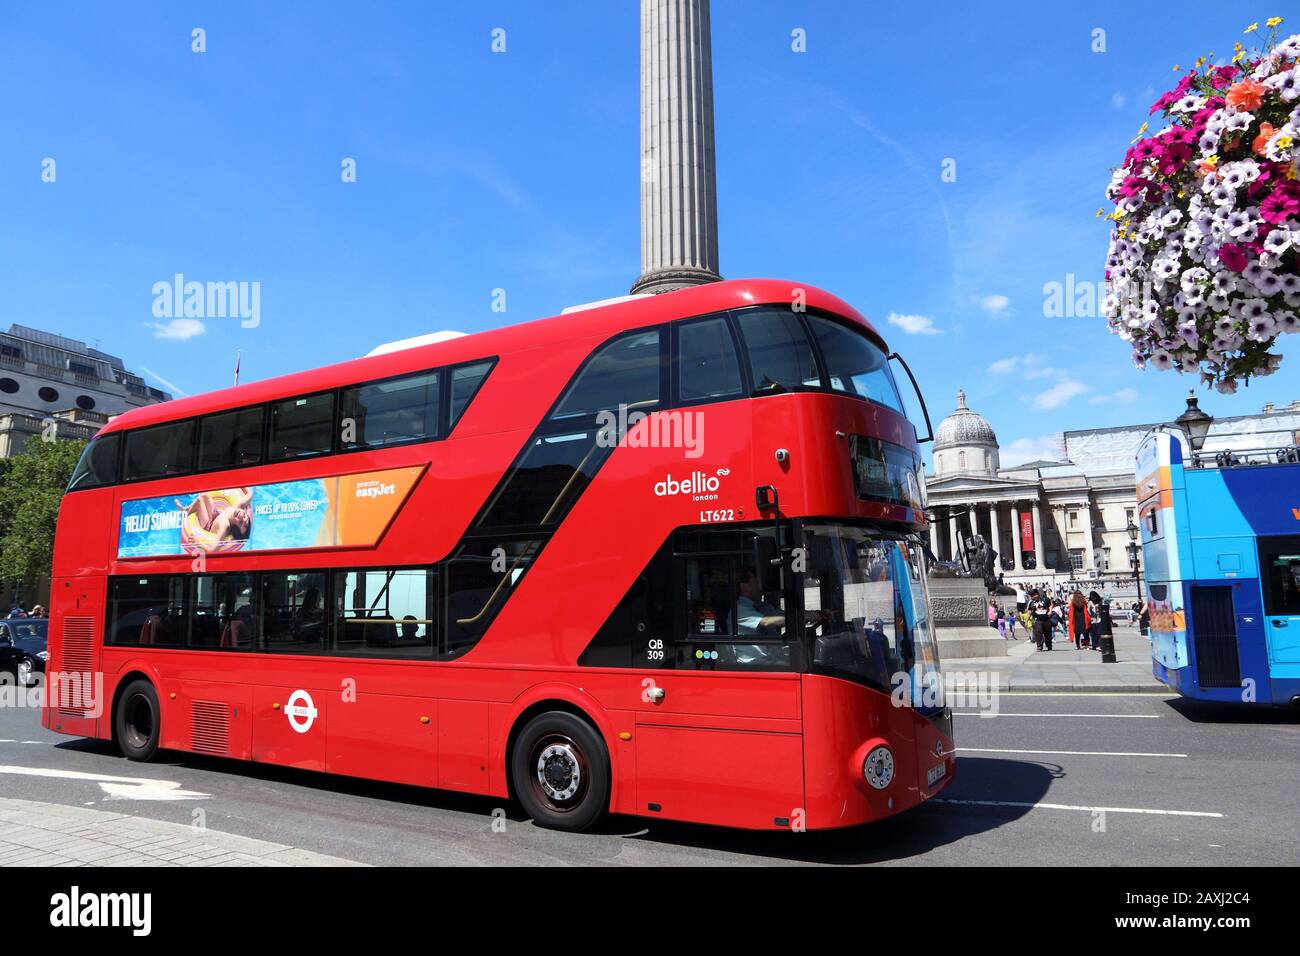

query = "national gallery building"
[[924, 390, 1300, 591]]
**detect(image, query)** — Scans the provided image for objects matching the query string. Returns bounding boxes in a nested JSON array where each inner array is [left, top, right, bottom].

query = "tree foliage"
[[0, 438, 86, 585]]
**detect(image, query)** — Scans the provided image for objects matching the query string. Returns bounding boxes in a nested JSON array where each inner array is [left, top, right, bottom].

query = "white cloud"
[[1001, 434, 1066, 467], [1111, 91, 1127, 109], [148, 318, 206, 341], [1023, 365, 1064, 380], [988, 353, 1046, 375], [1032, 379, 1089, 409], [887, 312, 941, 336], [978, 294, 1010, 316], [1090, 387, 1140, 405]]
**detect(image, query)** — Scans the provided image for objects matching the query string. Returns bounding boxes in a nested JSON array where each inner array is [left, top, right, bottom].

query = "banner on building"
[[1019, 511, 1034, 553]]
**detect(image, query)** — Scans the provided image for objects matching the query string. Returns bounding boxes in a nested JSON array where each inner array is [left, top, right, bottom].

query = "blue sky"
[[2, 1, 1296, 466]]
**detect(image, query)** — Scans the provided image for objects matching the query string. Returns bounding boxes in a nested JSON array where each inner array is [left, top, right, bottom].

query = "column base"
[[630, 267, 723, 295]]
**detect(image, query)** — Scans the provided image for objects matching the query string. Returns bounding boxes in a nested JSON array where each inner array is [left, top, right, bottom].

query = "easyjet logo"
[[355, 482, 397, 499]]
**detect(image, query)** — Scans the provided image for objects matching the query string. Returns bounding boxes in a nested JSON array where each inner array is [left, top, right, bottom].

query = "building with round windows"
[[0, 324, 170, 458]]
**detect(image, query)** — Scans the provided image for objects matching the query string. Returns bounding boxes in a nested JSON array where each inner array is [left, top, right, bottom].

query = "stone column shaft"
[[632, 0, 723, 294], [1009, 502, 1021, 571], [1031, 501, 1045, 574]]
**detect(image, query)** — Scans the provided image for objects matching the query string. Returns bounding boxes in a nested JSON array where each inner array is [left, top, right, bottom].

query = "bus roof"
[[101, 278, 879, 434]]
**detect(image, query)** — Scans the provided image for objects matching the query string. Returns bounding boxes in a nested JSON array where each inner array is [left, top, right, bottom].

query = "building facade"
[[0, 324, 170, 457], [925, 389, 1300, 594]]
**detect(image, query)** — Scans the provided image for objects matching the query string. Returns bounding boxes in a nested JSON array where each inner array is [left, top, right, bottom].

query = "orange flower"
[[1226, 78, 1266, 111], [1252, 122, 1276, 154]]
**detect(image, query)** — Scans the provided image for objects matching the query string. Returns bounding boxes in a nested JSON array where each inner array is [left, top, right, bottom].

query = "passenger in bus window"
[[399, 615, 425, 642]]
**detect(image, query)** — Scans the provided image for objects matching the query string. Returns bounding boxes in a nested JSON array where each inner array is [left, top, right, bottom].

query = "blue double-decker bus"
[[1136, 430, 1300, 706]]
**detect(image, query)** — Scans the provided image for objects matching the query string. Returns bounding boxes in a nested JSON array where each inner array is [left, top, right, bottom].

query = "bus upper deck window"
[[551, 331, 662, 421], [734, 308, 822, 393], [269, 392, 335, 460], [806, 316, 905, 412]]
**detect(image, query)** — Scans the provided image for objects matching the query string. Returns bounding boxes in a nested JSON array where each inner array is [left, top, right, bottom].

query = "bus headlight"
[[863, 744, 895, 790]]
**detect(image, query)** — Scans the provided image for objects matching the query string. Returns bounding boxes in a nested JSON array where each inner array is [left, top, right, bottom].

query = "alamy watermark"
[[152, 273, 260, 328]]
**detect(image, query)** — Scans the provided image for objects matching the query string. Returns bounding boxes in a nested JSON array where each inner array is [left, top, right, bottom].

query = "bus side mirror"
[[887, 352, 934, 444]]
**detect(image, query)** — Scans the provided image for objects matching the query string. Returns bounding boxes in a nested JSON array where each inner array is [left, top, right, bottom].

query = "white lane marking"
[[953, 712, 1160, 719], [0, 765, 210, 801], [934, 798, 1222, 818], [0, 739, 15, 743], [993, 692, 1176, 698], [959, 747, 1187, 758], [20, 740, 43, 744]]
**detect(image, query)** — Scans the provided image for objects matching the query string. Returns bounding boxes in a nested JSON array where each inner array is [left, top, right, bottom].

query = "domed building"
[[925, 389, 1116, 586], [933, 390, 1000, 478]]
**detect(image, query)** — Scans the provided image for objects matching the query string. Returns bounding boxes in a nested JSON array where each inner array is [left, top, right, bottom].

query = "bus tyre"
[[115, 679, 161, 762], [512, 712, 609, 832]]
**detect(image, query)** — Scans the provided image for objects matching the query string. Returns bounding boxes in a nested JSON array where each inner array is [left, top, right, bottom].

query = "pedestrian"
[[1067, 590, 1092, 649], [1014, 583, 1027, 614], [987, 598, 999, 631], [6, 604, 26, 619], [1049, 601, 1063, 644], [1029, 589, 1052, 650], [1087, 590, 1105, 652], [997, 605, 1009, 640], [1007, 606, 1017, 639], [30, 604, 46, 618]]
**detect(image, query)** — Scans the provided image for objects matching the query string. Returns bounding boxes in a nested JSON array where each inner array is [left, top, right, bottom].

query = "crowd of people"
[[987, 583, 1147, 652]]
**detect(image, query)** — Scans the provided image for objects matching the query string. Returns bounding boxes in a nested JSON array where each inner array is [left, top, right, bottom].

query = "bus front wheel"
[[115, 679, 161, 762], [512, 711, 609, 832]]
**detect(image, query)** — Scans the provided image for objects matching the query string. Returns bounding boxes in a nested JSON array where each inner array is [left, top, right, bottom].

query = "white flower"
[[1276, 310, 1300, 333], [1255, 271, 1284, 296], [1171, 94, 1207, 113], [1223, 111, 1254, 134], [1225, 209, 1259, 241], [1266, 67, 1300, 102], [1246, 313, 1277, 342], [1209, 183, 1235, 206], [1263, 229, 1293, 255], [1149, 349, 1174, 370], [1216, 379, 1238, 394]]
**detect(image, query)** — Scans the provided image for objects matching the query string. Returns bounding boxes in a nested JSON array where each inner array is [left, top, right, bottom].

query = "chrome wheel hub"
[[536, 743, 582, 802]]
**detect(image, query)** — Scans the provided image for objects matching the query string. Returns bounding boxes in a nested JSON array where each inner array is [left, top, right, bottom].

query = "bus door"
[[1258, 535, 1300, 700], [629, 526, 805, 828]]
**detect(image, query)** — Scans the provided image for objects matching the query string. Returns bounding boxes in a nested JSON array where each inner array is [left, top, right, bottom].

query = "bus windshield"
[[800, 523, 942, 711]]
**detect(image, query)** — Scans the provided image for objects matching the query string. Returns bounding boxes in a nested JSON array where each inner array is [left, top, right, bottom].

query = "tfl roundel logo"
[[284, 689, 318, 734]]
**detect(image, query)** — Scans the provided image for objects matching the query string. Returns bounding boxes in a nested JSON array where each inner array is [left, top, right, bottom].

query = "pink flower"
[[1260, 190, 1300, 225], [1217, 244, 1249, 272]]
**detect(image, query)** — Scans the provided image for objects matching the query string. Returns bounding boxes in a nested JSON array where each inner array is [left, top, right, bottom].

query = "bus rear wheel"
[[512, 711, 609, 832], [115, 679, 161, 762]]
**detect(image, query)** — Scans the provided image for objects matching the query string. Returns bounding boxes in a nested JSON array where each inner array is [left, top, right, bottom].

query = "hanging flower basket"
[[1102, 18, 1300, 393]]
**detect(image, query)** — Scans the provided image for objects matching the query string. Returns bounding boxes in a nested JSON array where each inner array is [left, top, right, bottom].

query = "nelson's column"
[[630, 0, 723, 294]]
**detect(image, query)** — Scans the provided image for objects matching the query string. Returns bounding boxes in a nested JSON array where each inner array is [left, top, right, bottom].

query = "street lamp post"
[[1126, 520, 1144, 636], [1174, 389, 1214, 463]]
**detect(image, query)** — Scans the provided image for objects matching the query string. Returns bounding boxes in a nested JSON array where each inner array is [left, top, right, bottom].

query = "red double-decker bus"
[[44, 279, 952, 832]]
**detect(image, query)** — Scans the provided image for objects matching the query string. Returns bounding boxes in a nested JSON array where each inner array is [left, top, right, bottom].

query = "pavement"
[[1, 670, 1297, 866], [952, 623, 1165, 693], [0, 797, 365, 866]]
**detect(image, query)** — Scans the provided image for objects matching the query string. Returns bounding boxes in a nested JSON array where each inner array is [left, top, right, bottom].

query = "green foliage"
[[0, 438, 86, 585]]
